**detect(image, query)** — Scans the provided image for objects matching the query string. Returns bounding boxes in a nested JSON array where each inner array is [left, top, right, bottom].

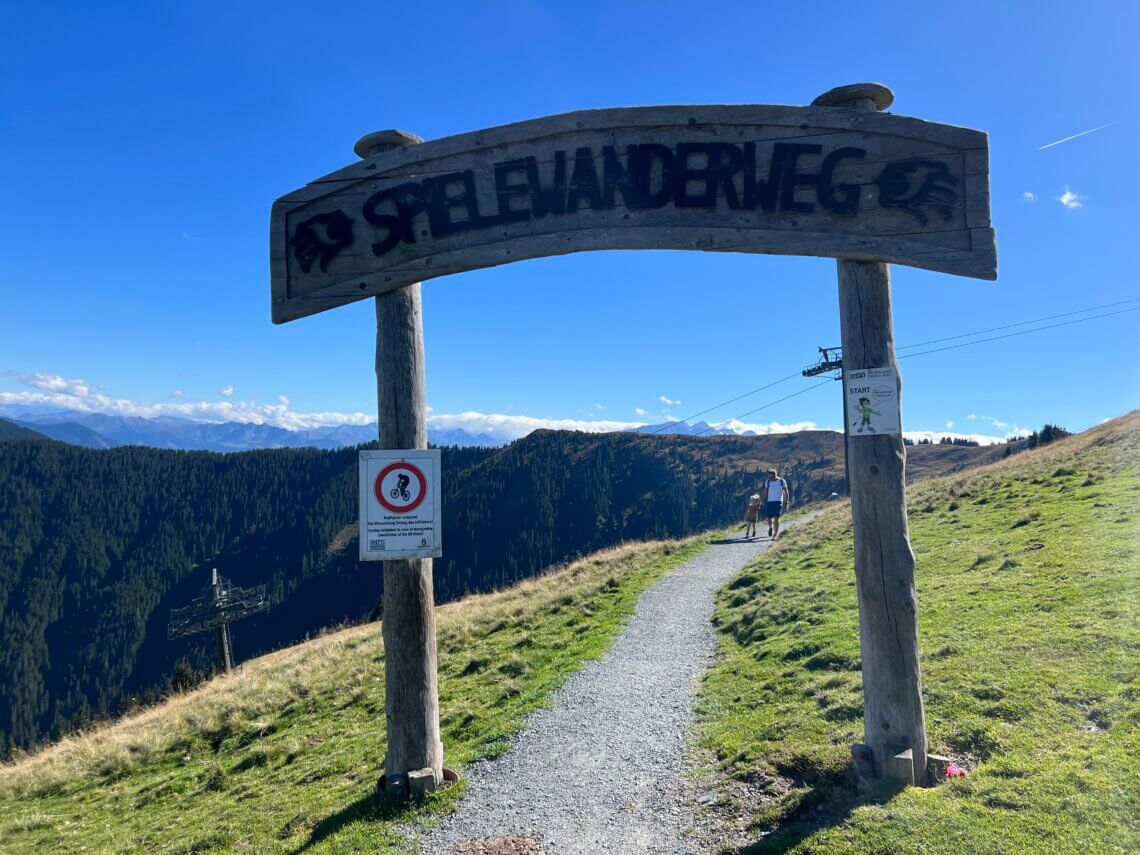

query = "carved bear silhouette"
[[292, 210, 355, 273], [875, 160, 960, 226]]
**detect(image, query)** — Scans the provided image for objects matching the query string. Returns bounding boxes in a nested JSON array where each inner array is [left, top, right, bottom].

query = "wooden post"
[[813, 84, 930, 785], [358, 129, 444, 795]]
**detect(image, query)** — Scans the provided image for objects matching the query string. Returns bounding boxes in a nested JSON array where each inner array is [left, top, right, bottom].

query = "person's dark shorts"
[[765, 500, 784, 518]]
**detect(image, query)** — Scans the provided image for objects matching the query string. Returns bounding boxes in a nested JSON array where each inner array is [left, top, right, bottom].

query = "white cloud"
[[1056, 186, 1085, 209], [14, 372, 90, 397], [905, 423, 1031, 445], [658, 395, 681, 406], [594, 403, 604, 410], [946, 420, 955, 428], [967, 413, 977, 420], [1021, 192, 1036, 203], [1, 373, 708, 442], [713, 418, 820, 435], [905, 430, 1007, 446], [171, 389, 183, 398], [1, 370, 1039, 448], [425, 411, 644, 443], [973, 414, 1008, 428], [0, 380, 374, 432]]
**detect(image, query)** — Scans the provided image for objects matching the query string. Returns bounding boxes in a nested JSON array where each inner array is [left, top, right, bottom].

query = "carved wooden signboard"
[[270, 104, 994, 322]]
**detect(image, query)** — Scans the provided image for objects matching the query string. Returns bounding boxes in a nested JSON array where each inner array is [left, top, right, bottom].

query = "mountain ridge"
[[0, 418, 50, 443], [1, 411, 499, 451]]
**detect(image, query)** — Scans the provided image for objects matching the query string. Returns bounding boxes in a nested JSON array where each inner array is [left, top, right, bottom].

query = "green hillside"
[[0, 425, 999, 751], [0, 536, 708, 853], [698, 411, 1139, 853]]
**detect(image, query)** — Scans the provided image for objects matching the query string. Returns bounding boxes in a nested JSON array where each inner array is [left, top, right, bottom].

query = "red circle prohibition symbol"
[[375, 461, 428, 514]]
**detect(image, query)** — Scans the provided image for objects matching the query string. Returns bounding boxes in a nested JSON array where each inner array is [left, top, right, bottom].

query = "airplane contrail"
[[1039, 121, 1119, 150]]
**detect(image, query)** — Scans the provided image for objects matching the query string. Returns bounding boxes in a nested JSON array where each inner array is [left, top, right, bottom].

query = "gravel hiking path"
[[420, 517, 815, 855]]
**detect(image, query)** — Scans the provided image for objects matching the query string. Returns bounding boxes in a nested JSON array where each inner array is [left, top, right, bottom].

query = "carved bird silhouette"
[[875, 160, 960, 226], [292, 210, 355, 273]]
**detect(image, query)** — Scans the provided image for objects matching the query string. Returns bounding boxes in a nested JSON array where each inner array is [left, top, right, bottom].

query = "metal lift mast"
[[167, 569, 269, 672]]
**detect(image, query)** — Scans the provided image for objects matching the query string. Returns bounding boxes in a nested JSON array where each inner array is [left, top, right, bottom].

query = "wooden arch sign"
[[270, 103, 994, 322], [270, 86, 994, 794]]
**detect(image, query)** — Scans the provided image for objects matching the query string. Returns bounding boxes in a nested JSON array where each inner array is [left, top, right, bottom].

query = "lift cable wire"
[[644, 298, 1139, 435], [896, 296, 1140, 352], [897, 305, 1140, 361]]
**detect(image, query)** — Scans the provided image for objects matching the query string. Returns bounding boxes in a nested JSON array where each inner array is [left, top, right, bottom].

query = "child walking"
[[745, 493, 763, 539]]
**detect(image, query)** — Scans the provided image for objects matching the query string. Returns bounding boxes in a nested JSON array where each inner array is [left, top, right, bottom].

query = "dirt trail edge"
[[420, 515, 817, 854]]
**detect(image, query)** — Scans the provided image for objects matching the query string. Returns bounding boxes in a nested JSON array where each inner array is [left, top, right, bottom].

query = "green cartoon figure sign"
[[844, 367, 900, 436], [853, 396, 881, 433]]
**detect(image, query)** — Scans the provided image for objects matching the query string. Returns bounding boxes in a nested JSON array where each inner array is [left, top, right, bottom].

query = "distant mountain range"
[[0, 410, 499, 451], [629, 420, 755, 437], [0, 409, 774, 453]]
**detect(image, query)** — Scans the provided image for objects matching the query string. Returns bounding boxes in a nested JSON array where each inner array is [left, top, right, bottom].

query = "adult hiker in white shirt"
[[762, 468, 791, 540]]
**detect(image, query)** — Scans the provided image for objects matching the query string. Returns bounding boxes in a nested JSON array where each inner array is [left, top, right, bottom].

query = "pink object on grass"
[[945, 763, 968, 778]]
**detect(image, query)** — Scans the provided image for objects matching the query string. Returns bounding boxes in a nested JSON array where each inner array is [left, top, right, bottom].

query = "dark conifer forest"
[[0, 429, 1003, 749]]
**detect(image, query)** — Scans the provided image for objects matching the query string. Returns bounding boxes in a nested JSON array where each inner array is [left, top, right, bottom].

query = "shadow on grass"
[[291, 788, 414, 853], [740, 778, 904, 854]]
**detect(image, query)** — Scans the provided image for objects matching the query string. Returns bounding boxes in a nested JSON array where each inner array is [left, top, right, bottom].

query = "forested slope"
[[0, 428, 1000, 749], [0, 418, 49, 442]]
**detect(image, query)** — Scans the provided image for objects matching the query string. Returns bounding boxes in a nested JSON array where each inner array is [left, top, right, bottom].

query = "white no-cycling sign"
[[359, 449, 442, 560]]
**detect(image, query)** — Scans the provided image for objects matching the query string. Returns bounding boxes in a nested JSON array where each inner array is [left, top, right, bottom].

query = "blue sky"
[[1, 0, 1136, 443]]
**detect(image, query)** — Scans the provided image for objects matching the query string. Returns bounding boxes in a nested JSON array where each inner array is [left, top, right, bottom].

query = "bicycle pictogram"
[[375, 462, 428, 514], [389, 473, 411, 501]]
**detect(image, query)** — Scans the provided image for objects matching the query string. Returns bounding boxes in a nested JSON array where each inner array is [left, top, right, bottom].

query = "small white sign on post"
[[359, 449, 442, 561], [845, 367, 901, 436]]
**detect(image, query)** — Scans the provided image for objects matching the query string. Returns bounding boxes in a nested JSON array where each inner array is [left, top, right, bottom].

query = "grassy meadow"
[[0, 535, 710, 853], [698, 413, 1139, 853]]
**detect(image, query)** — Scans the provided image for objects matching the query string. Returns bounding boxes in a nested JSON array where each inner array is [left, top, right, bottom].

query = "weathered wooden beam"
[[368, 130, 444, 798], [822, 83, 930, 786], [270, 103, 995, 322]]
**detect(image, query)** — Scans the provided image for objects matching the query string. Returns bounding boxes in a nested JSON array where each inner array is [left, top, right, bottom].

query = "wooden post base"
[[378, 767, 458, 801], [850, 743, 876, 779], [852, 743, 956, 787], [881, 748, 916, 786]]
